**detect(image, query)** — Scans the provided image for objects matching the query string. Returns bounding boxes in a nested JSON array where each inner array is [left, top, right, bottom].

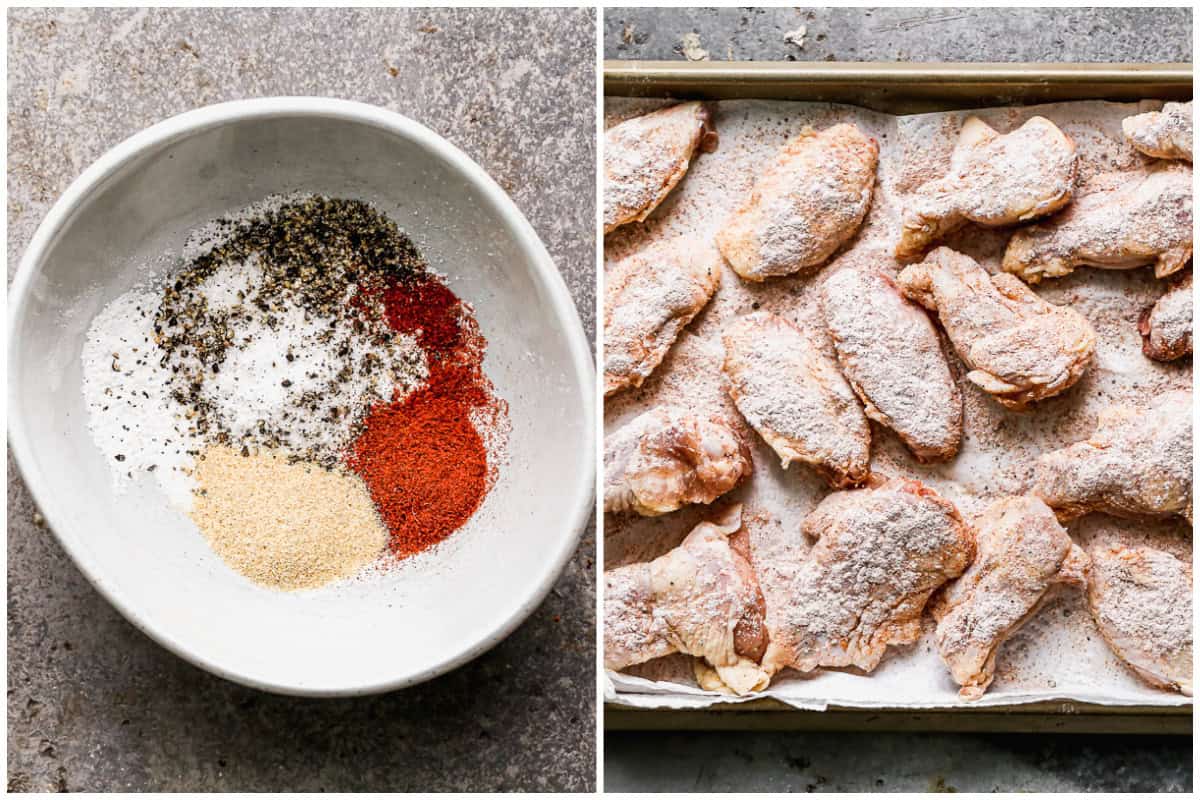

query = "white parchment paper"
[[603, 97, 1192, 711]]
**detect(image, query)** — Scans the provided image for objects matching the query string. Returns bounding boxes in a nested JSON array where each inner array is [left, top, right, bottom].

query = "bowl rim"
[[7, 96, 596, 697]]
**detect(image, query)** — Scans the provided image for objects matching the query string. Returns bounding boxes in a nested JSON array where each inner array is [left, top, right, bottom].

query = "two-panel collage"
[[5, 5, 1194, 795]]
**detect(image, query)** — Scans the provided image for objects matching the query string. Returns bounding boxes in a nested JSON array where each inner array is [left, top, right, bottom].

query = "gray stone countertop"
[[7, 8, 595, 792], [602, 5, 1192, 795]]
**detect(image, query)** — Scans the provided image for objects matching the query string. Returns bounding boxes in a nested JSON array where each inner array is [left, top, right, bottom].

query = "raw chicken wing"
[[896, 116, 1077, 261], [1123, 101, 1192, 162], [604, 405, 752, 516], [931, 496, 1089, 700], [716, 123, 878, 281], [1140, 273, 1192, 361], [897, 247, 1096, 410], [722, 311, 870, 487]]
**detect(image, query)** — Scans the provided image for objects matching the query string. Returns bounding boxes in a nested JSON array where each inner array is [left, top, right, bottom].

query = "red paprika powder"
[[348, 274, 502, 558]]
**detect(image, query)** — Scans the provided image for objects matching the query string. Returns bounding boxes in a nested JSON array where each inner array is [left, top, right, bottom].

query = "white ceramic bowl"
[[8, 98, 595, 696]]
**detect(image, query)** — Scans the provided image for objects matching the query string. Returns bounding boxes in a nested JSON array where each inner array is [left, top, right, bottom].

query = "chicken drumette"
[[896, 116, 1077, 261], [604, 102, 715, 234], [820, 261, 963, 461], [897, 247, 1096, 410], [716, 123, 879, 281], [604, 240, 721, 397], [1032, 390, 1193, 523], [1140, 273, 1193, 362], [1087, 544, 1192, 696], [603, 505, 770, 695], [931, 496, 1089, 700], [722, 311, 870, 487], [1123, 101, 1193, 162], [604, 405, 752, 517], [758, 478, 974, 676], [1002, 164, 1193, 283]]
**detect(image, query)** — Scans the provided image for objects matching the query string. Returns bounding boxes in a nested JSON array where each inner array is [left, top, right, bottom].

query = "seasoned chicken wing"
[[759, 478, 973, 676], [820, 262, 962, 461], [604, 241, 721, 397], [716, 123, 878, 281], [1123, 101, 1193, 162], [1087, 544, 1192, 696], [722, 311, 870, 487], [1032, 390, 1193, 523], [897, 247, 1096, 410], [604, 102, 715, 234], [604, 405, 752, 516], [1140, 273, 1192, 362], [603, 505, 770, 695], [896, 116, 1077, 261], [1002, 164, 1193, 283], [931, 496, 1089, 700]]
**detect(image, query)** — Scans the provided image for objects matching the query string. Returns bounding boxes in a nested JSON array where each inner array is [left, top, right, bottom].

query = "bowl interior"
[[9, 106, 592, 694]]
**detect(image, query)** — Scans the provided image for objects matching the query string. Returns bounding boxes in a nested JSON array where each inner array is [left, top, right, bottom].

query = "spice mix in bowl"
[[9, 98, 594, 694]]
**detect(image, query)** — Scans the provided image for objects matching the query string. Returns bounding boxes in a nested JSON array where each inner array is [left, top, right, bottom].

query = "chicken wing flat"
[[1002, 164, 1193, 283], [1087, 544, 1192, 695], [931, 496, 1089, 700], [760, 478, 974, 676], [1032, 390, 1192, 523], [722, 311, 870, 487], [896, 116, 1077, 261], [716, 123, 878, 281], [897, 247, 1096, 410], [604, 102, 714, 234], [1123, 101, 1193, 162], [1140, 273, 1192, 362], [604, 405, 752, 516], [604, 241, 721, 397], [603, 505, 770, 695], [820, 263, 962, 461]]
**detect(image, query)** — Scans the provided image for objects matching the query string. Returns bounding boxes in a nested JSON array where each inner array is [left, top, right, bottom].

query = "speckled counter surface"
[[602, 5, 1192, 795], [7, 8, 595, 792]]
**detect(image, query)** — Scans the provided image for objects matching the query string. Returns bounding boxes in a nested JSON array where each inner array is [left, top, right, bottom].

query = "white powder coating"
[[603, 102, 711, 234], [722, 310, 870, 487], [604, 97, 1192, 710], [820, 257, 962, 461], [1123, 100, 1193, 162], [81, 287, 201, 507], [1087, 544, 1193, 695], [1002, 163, 1194, 283], [759, 479, 974, 676], [716, 123, 878, 280]]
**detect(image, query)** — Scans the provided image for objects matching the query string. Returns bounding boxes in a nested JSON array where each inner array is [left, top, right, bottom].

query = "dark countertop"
[[602, 5, 1192, 795], [7, 8, 595, 792]]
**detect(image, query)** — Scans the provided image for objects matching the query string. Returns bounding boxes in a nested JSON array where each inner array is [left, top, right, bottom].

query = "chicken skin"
[[603, 505, 770, 695], [1032, 390, 1193, 523], [1087, 544, 1192, 696], [1123, 101, 1193, 162], [604, 102, 715, 234], [722, 311, 870, 487], [897, 247, 1096, 410], [716, 123, 878, 281], [1140, 273, 1193, 362], [604, 241, 721, 397], [931, 496, 1089, 700], [820, 262, 962, 461], [896, 116, 1077, 261], [1002, 164, 1193, 283], [759, 478, 974, 676], [604, 405, 752, 517]]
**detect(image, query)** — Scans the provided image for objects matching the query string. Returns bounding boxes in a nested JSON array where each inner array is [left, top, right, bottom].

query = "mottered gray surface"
[[7, 8, 595, 792], [601, 5, 1192, 795]]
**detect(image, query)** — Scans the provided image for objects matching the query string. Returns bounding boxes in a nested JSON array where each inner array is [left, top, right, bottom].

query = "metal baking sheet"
[[602, 61, 1193, 732]]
